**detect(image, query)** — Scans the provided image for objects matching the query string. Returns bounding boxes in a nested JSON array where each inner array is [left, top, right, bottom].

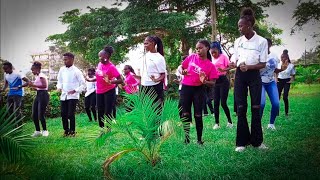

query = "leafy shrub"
[[295, 65, 320, 84]]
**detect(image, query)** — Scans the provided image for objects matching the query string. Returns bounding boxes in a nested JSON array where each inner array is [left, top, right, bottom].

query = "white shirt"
[[260, 53, 279, 83], [278, 63, 295, 79], [231, 32, 268, 67], [56, 65, 86, 100], [85, 76, 96, 97], [175, 65, 184, 90], [138, 52, 166, 86]]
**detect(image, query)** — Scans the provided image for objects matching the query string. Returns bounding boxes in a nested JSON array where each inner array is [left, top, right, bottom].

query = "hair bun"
[[33, 61, 42, 66], [241, 8, 254, 17], [283, 49, 288, 54]]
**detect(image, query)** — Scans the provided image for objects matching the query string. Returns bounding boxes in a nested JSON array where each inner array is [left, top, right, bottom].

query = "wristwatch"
[[18, 85, 22, 88]]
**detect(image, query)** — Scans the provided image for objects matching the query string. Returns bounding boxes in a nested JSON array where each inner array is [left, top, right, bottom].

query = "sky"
[[0, 0, 319, 73]]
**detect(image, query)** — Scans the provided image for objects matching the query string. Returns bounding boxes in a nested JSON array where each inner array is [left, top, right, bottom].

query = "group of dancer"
[[0, 7, 295, 152]]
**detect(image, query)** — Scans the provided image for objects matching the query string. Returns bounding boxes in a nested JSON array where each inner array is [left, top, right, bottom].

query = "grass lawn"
[[19, 84, 320, 179]]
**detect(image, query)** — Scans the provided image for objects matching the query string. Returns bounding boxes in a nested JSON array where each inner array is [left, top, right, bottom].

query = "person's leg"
[[85, 95, 92, 121], [235, 69, 250, 147], [213, 84, 221, 125], [283, 80, 291, 115], [90, 92, 97, 121], [112, 95, 117, 119], [178, 90, 183, 118], [96, 93, 105, 128], [265, 81, 280, 125], [220, 77, 232, 124], [38, 91, 49, 131], [13, 95, 23, 125], [193, 86, 205, 144], [32, 94, 41, 131], [180, 85, 193, 144], [203, 90, 208, 115], [277, 79, 285, 100], [260, 84, 266, 121], [60, 100, 69, 135], [68, 99, 78, 135], [105, 89, 116, 128], [6, 96, 14, 115], [249, 71, 263, 147]]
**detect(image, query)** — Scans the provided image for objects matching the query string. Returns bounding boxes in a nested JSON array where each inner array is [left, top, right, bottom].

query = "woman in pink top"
[[27, 61, 50, 137], [210, 41, 233, 130], [95, 46, 123, 128], [122, 65, 139, 94], [180, 39, 219, 145]]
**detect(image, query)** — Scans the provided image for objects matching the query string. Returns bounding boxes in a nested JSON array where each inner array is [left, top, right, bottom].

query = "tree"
[[292, 0, 320, 38], [47, 0, 284, 71]]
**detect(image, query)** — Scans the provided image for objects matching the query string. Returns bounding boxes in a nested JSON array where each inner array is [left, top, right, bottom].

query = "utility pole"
[[211, 0, 217, 41], [304, 38, 307, 65]]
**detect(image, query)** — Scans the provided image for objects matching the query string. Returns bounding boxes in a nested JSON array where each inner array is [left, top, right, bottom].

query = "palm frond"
[[0, 106, 34, 163]]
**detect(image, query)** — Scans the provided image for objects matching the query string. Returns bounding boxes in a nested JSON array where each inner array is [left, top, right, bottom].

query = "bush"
[[295, 64, 320, 84]]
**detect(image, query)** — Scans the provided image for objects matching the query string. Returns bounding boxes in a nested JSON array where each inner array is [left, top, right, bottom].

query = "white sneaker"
[[226, 123, 233, 128], [267, 124, 276, 130], [213, 124, 220, 130], [31, 131, 42, 137], [235, 146, 246, 152], [258, 143, 268, 150], [42, 130, 49, 137]]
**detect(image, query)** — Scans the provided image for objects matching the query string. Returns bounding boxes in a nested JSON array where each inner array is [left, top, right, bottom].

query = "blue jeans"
[[260, 81, 279, 124]]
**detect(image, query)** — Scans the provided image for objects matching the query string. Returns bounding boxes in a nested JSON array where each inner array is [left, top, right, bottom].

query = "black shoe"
[[197, 140, 204, 145], [63, 130, 69, 137], [69, 131, 76, 137]]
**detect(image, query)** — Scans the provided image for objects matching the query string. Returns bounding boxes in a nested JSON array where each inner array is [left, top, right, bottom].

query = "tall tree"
[[47, 0, 283, 70]]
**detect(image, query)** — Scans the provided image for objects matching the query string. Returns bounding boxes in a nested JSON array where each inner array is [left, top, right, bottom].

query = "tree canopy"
[[47, 0, 283, 70]]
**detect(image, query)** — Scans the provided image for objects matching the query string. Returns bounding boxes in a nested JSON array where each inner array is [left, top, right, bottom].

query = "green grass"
[[18, 84, 320, 179]]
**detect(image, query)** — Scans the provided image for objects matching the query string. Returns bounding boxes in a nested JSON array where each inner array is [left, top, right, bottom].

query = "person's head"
[[2, 61, 13, 74], [266, 38, 272, 54], [238, 7, 255, 36], [87, 68, 95, 78], [31, 61, 42, 75], [196, 39, 212, 61], [210, 41, 223, 58], [123, 65, 135, 75], [144, 35, 164, 56], [63, 52, 75, 67], [281, 49, 291, 63], [99, 46, 114, 64]]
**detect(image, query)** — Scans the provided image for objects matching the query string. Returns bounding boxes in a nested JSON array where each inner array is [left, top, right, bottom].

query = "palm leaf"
[[0, 106, 34, 163], [102, 148, 137, 179]]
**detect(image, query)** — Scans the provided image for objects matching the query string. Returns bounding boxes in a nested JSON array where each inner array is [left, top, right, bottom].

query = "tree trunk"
[[210, 0, 217, 41], [181, 38, 190, 56]]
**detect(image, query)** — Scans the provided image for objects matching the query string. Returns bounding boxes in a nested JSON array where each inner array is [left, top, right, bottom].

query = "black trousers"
[[61, 99, 78, 132], [97, 88, 116, 128], [141, 82, 164, 106], [203, 86, 214, 114], [85, 92, 97, 121], [234, 68, 263, 147], [213, 75, 232, 124], [32, 90, 49, 131], [180, 85, 205, 142], [277, 78, 291, 115], [7, 95, 23, 125]]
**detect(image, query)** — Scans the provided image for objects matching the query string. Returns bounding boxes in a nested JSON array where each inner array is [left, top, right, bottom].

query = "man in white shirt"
[[57, 53, 86, 137]]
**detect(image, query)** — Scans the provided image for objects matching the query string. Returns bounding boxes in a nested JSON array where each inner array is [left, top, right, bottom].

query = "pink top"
[[123, 72, 139, 94], [34, 73, 48, 90], [95, 62, 121, 94], [212, 54, 230, 76], [181, 54, 219, 86]]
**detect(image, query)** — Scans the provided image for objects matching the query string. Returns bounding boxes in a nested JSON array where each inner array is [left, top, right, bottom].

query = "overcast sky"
[[1, 0, 318, 72]]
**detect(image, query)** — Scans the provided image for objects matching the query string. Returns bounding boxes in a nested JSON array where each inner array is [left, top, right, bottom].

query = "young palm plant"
[[0, 106, 34, 178], [95, 89, 183, 179]]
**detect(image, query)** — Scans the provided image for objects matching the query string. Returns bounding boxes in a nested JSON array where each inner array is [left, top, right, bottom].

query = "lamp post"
[[304, 38, 307, 66]]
